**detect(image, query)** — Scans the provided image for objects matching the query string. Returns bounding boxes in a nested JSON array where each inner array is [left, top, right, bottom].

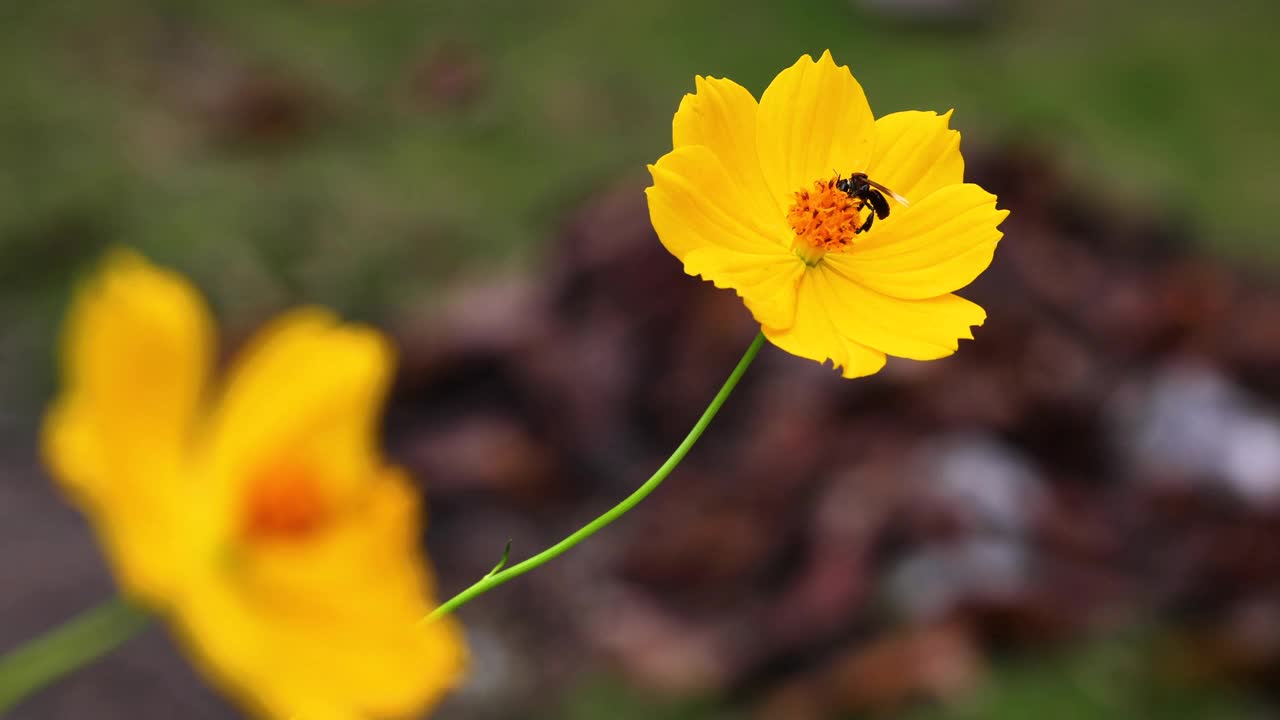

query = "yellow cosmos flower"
[[42, 251, 466, 720], [647, 50, 1009, 378]]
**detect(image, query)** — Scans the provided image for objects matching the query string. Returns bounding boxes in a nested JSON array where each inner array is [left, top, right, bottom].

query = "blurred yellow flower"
[[42, 251, 466, 720], [647, 50, 1009, 378]]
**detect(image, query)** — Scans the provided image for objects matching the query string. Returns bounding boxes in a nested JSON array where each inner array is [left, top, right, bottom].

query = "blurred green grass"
[[1, 0, 1276, 399], [552, 635, 1264, 720], [3, 0, 1277, 315], [901, 637, 1264, 720]]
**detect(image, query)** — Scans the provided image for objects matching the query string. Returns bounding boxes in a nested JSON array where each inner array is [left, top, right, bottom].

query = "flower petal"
[[817, 264, 987, 360], [763, 268, 887, 379], [864, 110, 964, 203], [684, 247, 805, 329], [673, 75, 780, 219], [42, 249, 214, 602], [647, 144, 788, 258], [647, 144, 802, 328], [830, 183, 1008, 300], [173, 467, 467, 720], [202, 309, 394, 507], [756, 50, 875, 210]]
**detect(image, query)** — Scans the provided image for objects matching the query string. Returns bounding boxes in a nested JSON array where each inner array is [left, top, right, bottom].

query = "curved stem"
[[0, 597, 150, 713], [430, 331, 766, 619]]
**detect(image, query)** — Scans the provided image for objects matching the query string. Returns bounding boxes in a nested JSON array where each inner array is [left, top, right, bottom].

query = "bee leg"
[[857, 205, 875, 234]]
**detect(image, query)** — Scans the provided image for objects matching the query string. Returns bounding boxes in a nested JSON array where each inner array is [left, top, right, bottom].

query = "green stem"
[[430, 331, 767, 619], [0, 596, 150, 713]]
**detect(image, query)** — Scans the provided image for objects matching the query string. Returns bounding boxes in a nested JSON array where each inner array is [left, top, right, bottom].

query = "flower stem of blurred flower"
[[430, 332, 767, 619], [0, 597, 149, 713]]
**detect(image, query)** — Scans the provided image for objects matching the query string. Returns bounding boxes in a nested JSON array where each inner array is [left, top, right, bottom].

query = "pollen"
[[242, 457, 329, 542], [787, 178, 866, 265]]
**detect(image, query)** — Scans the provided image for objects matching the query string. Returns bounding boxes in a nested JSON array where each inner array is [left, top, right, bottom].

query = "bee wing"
[[865, 179, 911, 208]]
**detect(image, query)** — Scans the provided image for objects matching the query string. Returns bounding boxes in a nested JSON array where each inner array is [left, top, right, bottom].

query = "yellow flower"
[[42, 251, 466, 720], [647, 50, 1009, 378]]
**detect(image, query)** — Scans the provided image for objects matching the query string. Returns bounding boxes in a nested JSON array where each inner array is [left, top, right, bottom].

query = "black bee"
[[834, 172, 909, 234]]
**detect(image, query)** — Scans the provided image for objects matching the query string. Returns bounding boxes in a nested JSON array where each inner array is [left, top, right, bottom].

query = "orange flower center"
[[787, 178, 867, 265], [242, 457, 329, 542]]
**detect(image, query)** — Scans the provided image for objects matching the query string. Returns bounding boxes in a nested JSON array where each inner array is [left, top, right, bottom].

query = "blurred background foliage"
[[3, 0, 1278, 398], [3, 0, 1280, 719], [555, 634, 1270, 720]]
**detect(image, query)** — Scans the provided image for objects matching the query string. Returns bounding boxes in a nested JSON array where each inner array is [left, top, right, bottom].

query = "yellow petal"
[[673, 75, 781, 220], [683, 247, 805, 330], [815, 264, 987, 360], [762, 268, 887, 379], [831, 183, 1008, 300], [647, 144, 788, 258], [202, 308, 394, 508], [646, 144, 802, 328], [756, 50, 875, 211], [172, 467, 467, 720], [42, 249, 214, 602], [865, 110, 964, 202]]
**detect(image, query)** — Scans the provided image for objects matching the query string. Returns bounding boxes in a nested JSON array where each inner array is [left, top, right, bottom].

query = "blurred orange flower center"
[[787, 178, 865, 265], [243, 458, 329, 542]]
